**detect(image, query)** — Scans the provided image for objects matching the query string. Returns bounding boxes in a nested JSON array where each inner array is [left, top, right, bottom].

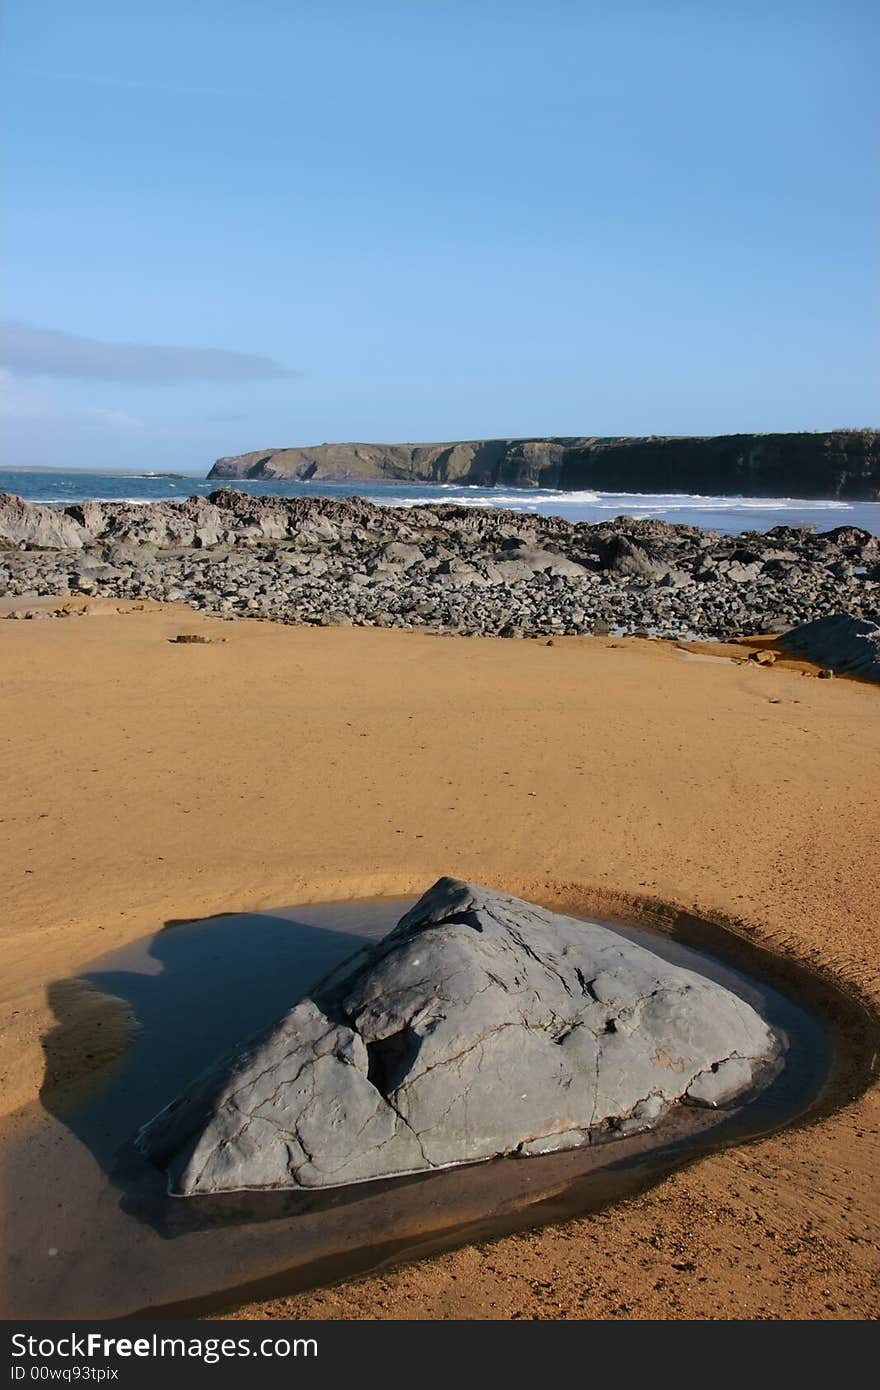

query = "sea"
[[3, 469, 879, 537]]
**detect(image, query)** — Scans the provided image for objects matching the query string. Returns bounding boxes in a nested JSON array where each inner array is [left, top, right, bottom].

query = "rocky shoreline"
[[1, 489, 878, 641]]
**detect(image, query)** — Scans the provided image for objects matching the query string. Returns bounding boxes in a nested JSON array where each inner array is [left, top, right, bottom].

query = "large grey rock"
[[780, 613, 880, 683], [602, 536, 689, 586], [0, 493, 87, 550], [491, 546, 587, 580], [137, 879, 776, 1195], [382, 541, 425, 569]]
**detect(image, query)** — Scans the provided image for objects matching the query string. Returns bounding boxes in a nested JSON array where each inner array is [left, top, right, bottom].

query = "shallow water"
[[0, 898, 830, 1318], [3, 469, 879, 536]]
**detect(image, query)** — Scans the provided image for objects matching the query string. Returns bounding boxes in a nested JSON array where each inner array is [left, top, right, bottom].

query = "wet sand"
[[1, 604, 879, 1318]]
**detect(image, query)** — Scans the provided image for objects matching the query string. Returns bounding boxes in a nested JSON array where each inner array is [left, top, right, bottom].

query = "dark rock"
[[601, 536, 689, 586], [781, 614, 880, 683]]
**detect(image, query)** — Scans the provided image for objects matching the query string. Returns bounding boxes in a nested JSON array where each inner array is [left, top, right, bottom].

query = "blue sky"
[[2, 0, 877, 472]]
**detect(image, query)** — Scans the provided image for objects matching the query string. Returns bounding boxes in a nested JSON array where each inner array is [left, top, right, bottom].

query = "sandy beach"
[[1, 603, 878, 1319]]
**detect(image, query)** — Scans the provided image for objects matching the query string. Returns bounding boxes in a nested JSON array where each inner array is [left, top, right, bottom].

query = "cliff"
[[208, 438, 584, 488], [207, 430, 880, 500]]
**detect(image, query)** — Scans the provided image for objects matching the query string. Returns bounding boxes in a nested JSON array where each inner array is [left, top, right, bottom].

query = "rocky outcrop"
[[0, 493, 91, 550], [2, 494, 879, 640], [136, 880, 777, 1195], [781, 614, 880, 683], [208, 431, 880, 500], [0, 489, 388, 553]]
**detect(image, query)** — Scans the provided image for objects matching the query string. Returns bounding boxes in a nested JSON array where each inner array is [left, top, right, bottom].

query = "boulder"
[[137, 879, 776, 1196], [382, 542, 425, 569], [101, 541, 158, 567], [492, 546, 587, 580], [780, 613, 880, 683], [601, 536, 688, 586], [0, 493, 87, 550], [722, 560, 764, 584]]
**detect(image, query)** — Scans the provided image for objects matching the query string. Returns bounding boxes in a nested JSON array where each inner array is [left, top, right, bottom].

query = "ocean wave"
[[429, 484, 602, 502], [27, 496, 161, 506], [377, 488, 855, 514], [586, 492, 854, 511], [382, 492, 553, 510]]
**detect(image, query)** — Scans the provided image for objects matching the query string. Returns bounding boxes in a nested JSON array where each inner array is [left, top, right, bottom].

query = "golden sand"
[[1, 604, 878, 1318]]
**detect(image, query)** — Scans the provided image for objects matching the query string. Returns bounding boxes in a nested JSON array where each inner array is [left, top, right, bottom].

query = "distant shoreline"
[[0, 465, 202, 478], [208, 430, 880, 501]]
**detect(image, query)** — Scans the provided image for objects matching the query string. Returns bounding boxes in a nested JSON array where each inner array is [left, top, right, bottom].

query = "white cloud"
[[1, 320, 297, 385]]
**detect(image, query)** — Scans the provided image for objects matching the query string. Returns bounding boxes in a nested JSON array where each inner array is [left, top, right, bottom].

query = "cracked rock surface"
[[136, 879, 777, 1195]]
